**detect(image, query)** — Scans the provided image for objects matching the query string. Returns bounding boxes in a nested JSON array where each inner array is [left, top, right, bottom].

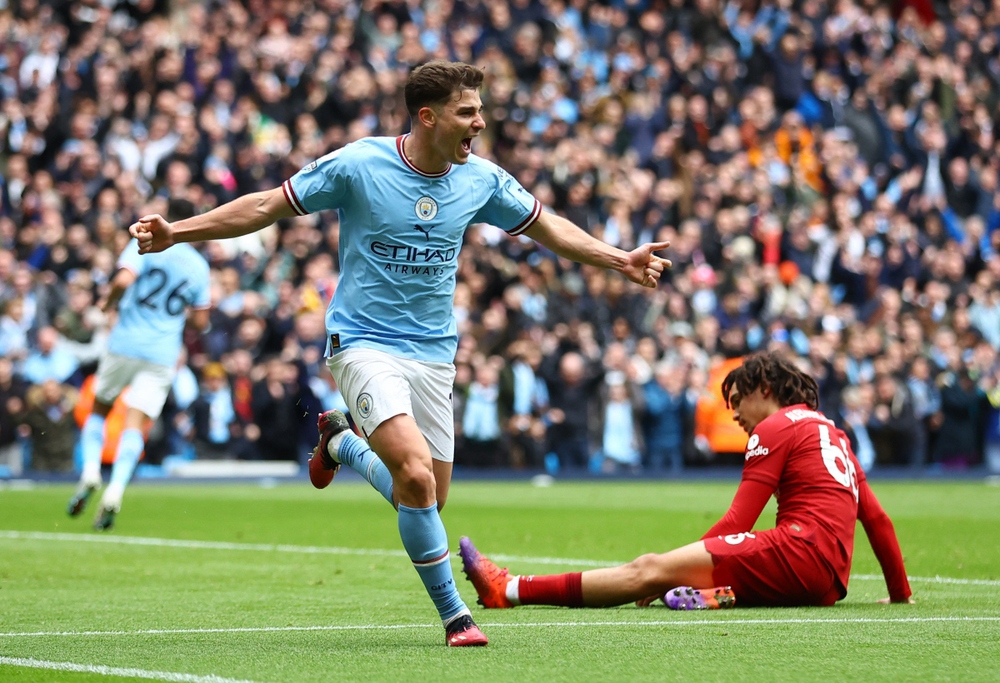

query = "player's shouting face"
[[424, 89, 486, 165]]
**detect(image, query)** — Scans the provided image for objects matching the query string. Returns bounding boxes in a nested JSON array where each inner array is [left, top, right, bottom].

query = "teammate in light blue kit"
[[69, 200, 210, 531], [130, 62, 671, 647]]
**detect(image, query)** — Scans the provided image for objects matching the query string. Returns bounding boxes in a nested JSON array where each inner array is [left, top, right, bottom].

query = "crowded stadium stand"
[[1, 0, 999, 479]]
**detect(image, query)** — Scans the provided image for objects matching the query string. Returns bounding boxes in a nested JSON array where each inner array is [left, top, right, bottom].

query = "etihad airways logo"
[[370, 242, 456, 262], [745, 434, 770, 460], [369, 241, 457, 276]]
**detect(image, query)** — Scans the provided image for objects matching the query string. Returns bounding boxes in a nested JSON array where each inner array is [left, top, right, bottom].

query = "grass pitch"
[[1, 479, 998, 682]]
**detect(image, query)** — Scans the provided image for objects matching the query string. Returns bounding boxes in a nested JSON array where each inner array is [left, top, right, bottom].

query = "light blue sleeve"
[[190, 255, 211, 309], [117, 238, 144, 275], [471, 165, 541, 236], [283, 146, 356, 216]]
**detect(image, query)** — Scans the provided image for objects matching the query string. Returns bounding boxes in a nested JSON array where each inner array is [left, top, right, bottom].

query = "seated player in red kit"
[[461, 352, 913, 610]]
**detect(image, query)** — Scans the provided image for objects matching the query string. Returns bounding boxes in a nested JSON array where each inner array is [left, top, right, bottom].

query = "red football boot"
[[307, 410, 348, 489], [458, 537, 514, 609], [445, 614, 488, 647]]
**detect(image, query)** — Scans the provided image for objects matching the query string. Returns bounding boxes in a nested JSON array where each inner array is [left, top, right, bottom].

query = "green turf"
[[1, 480, 998, 682]]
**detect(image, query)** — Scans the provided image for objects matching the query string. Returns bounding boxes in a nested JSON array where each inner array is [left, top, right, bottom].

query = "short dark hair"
[[167, 198, 196, 222], [721, 351, 820, 410], [404, 61, 484, 118]]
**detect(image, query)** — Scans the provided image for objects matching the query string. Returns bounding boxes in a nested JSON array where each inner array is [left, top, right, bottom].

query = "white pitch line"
[[3, 530, 999, 586], [0, 530, 601, 565], [0, 656, 263, 683], [0, 530, 409, 559], [850, 573, 1000, 587], [0, 616, 999, 640]]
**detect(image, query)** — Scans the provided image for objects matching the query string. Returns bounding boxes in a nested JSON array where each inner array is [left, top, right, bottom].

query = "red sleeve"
[[702, 478, 774, 539], [701, 419, 787, 539], [857, 478, 912, 602]]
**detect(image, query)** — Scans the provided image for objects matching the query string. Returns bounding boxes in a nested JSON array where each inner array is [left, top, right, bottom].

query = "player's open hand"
[[622, 241, 672, 289], [635, 594, 661, 608], [129, 214, 175, 254]]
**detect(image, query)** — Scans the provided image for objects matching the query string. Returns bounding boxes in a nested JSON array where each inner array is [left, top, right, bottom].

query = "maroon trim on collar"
[[396, 135, 451, 178]]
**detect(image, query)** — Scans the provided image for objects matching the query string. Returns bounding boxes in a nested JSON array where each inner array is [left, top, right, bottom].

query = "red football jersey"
[[740, 404, 864, 592]]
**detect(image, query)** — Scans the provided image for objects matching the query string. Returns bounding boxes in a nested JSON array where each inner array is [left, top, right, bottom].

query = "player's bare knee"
[[625, 553, 663, 592], [395, 460, 435, 496]]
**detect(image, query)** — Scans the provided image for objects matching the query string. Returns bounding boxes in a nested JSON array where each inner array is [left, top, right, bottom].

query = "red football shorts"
[[703, 523, 842, 607]]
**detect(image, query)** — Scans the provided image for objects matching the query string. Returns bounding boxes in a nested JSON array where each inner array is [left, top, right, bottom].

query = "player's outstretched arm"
[[100, 267, 138, 312], [522, 211, 672, 288], [129, 188, 297, 254], [857, 478, 913, 603]]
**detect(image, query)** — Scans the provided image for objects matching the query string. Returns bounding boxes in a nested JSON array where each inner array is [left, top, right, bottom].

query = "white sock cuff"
[[506, 575, 522, 605], [81, 468, 102, 488], [100, 484, 124, 511], [326, 430, 350, 463], [442, 607, 472, 628]]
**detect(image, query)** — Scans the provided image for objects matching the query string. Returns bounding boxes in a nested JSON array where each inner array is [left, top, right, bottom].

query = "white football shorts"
[[93, 353, 177, 419], [326, 347, 456, 463]]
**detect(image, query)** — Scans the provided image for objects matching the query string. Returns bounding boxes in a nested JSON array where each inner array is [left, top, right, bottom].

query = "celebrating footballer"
[[130, 60, 672, 646]]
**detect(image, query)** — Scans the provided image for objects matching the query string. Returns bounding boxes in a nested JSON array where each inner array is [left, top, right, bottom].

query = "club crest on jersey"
[[357, 393, 373, 419], [745, 434, 770, 460], [415, 196, 438, 221]]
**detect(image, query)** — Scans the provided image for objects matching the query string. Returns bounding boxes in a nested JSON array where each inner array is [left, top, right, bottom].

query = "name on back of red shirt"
[[782, 408, 835, 425]]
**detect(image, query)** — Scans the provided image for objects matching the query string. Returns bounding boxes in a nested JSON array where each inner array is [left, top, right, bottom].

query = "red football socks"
[[517, 572, 584, 607]]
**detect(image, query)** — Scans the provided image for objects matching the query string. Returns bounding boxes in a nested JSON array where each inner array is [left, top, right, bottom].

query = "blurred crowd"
[[2, 0, 1000, 478]]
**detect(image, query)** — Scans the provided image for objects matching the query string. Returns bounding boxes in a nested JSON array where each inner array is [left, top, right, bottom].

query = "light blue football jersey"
[[107, 238, 211, 366], [284, 135, 541, 363]]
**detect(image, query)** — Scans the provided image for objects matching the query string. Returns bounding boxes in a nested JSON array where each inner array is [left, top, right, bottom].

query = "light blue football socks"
[[331, 432, 395, 506], [327, 426, 467, 625], [398, 503, 470, 626], [101, 428, 145, 510], [79, 413, 106, 485]]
